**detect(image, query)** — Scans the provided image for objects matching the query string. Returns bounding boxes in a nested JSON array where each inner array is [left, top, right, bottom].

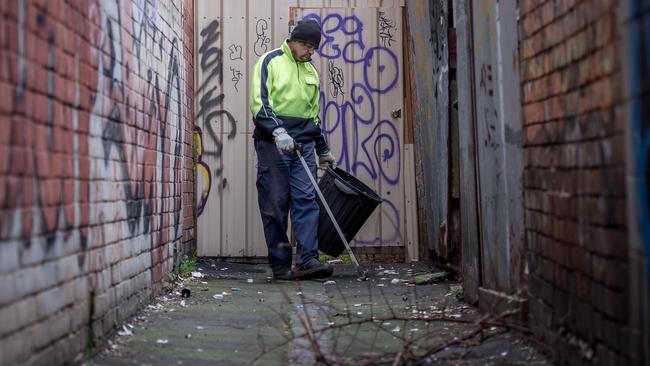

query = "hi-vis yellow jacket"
[[249, 40, 329, 155]]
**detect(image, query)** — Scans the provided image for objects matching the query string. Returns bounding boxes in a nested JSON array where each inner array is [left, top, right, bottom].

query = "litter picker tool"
[[294, 144, 369, 281]]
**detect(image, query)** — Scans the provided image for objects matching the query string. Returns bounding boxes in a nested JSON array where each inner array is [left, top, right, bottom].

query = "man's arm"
[[250, 50, 285, 136]]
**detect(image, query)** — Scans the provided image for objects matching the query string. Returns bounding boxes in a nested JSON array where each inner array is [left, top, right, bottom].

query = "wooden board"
[[455, 0, 480, 303], [471, 0, 525, 291]]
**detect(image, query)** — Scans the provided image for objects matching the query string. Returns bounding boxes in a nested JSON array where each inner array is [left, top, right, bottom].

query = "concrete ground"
[[88, 260, 551, 366]]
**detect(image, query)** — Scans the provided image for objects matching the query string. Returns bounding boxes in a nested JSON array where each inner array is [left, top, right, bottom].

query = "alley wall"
[[519, 0, 629, 364], [0, 0, 195, 364]]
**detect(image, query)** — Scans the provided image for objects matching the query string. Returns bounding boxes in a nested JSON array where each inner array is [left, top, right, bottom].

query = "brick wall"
[[519, 0, 629, 364], [0, 0, 195, 364]]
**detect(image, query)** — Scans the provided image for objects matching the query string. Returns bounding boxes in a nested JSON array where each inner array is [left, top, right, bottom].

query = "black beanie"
[[289, 19, 322, 48]]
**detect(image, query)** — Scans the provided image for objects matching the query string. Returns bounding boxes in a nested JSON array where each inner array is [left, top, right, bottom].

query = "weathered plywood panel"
[[455, 0, 480, 303], [197, 0, 410, 257], [471, 0, 524, 291], [195, 1, 224, 257], [221, 0, 252, 256], [296, 6, 407, 248], [405, 0, 449, 256]]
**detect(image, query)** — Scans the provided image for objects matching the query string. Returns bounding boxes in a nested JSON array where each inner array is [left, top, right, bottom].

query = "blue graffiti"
[[306, 12, 401, 245]]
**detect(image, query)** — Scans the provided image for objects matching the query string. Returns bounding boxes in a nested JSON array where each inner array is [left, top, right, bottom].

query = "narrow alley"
[[0, 0, 648, 365]]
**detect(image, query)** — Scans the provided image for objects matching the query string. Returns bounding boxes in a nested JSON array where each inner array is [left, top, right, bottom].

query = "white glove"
[[318, 151, 336, 169], [272, 128, 295, 154]]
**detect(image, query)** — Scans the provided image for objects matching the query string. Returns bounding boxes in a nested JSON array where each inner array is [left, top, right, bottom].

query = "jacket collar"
[[282, 40, 298, 63]]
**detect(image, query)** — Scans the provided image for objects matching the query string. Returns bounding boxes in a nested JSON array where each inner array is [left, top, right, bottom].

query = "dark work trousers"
[[255, 138, 320, 272]]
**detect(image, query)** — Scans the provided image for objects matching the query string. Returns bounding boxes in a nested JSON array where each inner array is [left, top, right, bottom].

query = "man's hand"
[[272, 128, 295, 154], [318, 151, 336, 169]]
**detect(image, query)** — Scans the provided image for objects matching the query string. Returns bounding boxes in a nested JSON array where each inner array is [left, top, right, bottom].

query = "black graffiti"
[[254, 19, 270, 56], [196, 89, 236, 178], [228, 43, 243, 60], [230, 67, 243, 92], [100, 4, 184, 244], [378, 11, 396, 48], [132, 0, 164, 74], [198, 20, 223, 91], [327, 61, 345, 99], [196, 19, 237, 176]]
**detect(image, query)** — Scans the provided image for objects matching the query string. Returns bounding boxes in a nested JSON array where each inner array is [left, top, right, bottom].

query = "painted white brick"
[[35, 280, 76, 320], [0, 272, 17, 307], [87, 247, 106, 273], [57, 255, 84, 285], [15, 263, 57, 299], [0, 325, 35, 365], [0, 240, 20, 274]]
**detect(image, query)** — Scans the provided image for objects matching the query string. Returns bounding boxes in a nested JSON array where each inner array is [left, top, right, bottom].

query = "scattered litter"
[[390, 278, 400, 284], [377, 284, 385, 287], [409, 328, 419, 332], [327, 322, 335, 326], [501, 351, 508, 357], [180, 300, 187, 307], [156, 339, 169, 344], [323, 280, 336, 285], [185, 334, 192, 339], [181, 288, 191, 298], [450, 314, 461, 319], [356, 312, 363, 315], [259, 298, 265, 302], [296, 292, 303, 295], [197, 348, 204, 352], [117, 325, 133, 336], [147, 303, 164, 311], [230, 287, 244, 292], [196, 326, 204, 330], [201, 281, 208, 285], [391, 326, 401, 333], [327, 259, 343, 264], [383, 322, 391, 326], [191, 272, 204, 279], [220, 267, 228, 271], [490, 326, 498, 331], [402, 295, 408, 302], [247, 278, 254, 283], [411, 271, 448, 285], [379, 269, 398, 275], [213, 294, 224, 300]]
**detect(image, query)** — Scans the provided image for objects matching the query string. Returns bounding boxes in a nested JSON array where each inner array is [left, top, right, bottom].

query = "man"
[[249, 19, 337, 280]]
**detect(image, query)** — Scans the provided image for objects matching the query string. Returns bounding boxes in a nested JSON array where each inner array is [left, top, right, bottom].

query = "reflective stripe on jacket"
[[249, 40, 329, 155]]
